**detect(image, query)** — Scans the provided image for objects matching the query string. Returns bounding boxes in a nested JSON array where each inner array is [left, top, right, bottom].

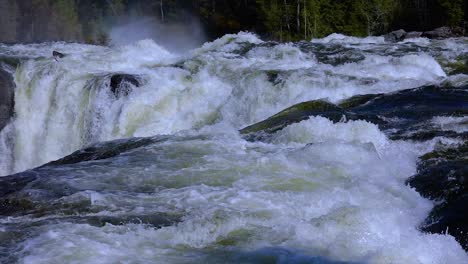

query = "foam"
[[1, 34, 467, 263], [431, 116, 468, 133], [312, 33, 385, 45], [0, 33, 457, 174], [11, 134, 468, 263]]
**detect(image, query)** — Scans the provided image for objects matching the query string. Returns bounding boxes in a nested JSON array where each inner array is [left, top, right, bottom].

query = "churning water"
[[0, 33, 467, 263]]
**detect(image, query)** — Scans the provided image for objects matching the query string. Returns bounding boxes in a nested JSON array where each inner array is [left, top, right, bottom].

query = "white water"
[[7, 120, 467, 263], [0, 33, 460, 174], [0, 33, 467, 263]]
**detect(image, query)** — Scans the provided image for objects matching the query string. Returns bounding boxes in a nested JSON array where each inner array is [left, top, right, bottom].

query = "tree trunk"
[[303, 0, 307, 39], [297, 0, 300, 33], [160, 0, 165, 23], [284, 0, 290, 38]]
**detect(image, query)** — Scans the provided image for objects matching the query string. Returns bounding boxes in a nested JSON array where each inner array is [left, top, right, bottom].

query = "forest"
[[0, 0, 466, 44]]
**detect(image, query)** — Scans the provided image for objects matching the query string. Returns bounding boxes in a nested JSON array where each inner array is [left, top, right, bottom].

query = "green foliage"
[[51, 0, 82, 40], [254, 0, 398, 41], [0, 0, 465, 43], [437, 0, 464, 26], [358, 0, 398, 35]]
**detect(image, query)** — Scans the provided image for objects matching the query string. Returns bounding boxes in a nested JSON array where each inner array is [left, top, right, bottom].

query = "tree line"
[[0, 0, 466, 44]]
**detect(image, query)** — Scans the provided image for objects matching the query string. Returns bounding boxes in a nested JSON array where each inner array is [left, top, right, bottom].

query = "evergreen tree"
[[50, 0, 82, 41], [0, 0, 465, 44], [0, 0, 19, 43], [437, 0, 464, 27]]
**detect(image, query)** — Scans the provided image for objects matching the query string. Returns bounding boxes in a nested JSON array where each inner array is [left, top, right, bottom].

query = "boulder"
[[0, 56, 21, 68], [406, 143, 468, 251], [109, 74, 140, 96], [45, 136, 157, 166], [446, 59, 468, 75], [52, 50, 66, 59], [384, 29, 406, 42], [422, 27, 454, 39], [450, 26, 465, 36], [0, 68, 14, 131], [404, 31, 423, 39], [240, 85, 468, 142], [240, 100, 347, 139]]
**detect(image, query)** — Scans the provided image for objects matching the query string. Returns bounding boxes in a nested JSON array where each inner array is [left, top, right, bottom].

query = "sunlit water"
[[0, 33, 467, 263]]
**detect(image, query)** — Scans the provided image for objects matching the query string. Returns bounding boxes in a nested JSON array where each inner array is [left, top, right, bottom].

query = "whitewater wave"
[[2, 33, 464, 174], [0, 32, 467, 264]]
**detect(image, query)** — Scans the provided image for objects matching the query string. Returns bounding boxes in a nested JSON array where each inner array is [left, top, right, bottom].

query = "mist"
[[109, 16, 206, 53]]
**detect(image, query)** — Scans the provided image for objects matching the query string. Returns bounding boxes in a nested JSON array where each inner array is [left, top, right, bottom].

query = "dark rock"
[[45, 136, 158, 166], [337, 94, 381, 109], [52, 50, 66, 59], [404, 31, 423, 39], [421, 195, 468, 251], [451, 26, 465, 36], [348, 85, 468, 122], [406, 143, 468, 251], [384, 29, 406, 42], [240, 100, 347, 140], [422, 27, 454, 39], [0, 56, 21, 68], [0, 173, 37, 198], [265, 70, 282, 85], [73, 214, 180, 228], [0, 68, 14, 131], [240, 85, 468, 141], [446, 59, 468, 75], [109, 74, 141, 96], [297, 42, 366, 66]]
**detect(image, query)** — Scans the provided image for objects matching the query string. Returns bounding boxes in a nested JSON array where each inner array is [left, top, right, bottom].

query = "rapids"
[[0, 33, 467, 263]]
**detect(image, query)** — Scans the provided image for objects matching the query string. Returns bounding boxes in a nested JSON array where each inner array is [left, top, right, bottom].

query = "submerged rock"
[[407, 143, 468, 250], [70, 214, 179, 228], [110, 74, 141, 96], [0, 68, 14, 131]]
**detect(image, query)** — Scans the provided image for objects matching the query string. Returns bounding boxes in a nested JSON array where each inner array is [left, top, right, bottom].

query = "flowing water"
[[0, 33, 467, 263]]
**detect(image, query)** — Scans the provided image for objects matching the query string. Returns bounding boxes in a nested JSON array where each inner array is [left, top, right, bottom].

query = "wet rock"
[[240, 100, 347, 139], [52, 50, 66, 59], [1, 213, 181, 228], [422, 195, 468, 250], [45, 136, 158, 166], [109, 74, 141, 96], [422, 27, 454, 39], [404, 31, 422, 39], [390, 130, 467, 142], [265, 70, 283, 85], [0, 68, 14, 131], [348, 85, 468, 122], [74, 214, 180, 228], [240, 85, 468, 142], [0, 173, 38, 199], [446, 59, 468, 75], [384, 29, 406, 42], [450, 26, 465, 37], [0, 56, 21, 68], [406, 143, 468, 250], [337, 94, 381, 109]]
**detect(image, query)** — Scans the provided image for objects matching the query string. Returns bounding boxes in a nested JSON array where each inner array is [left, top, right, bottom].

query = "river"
[[0, 33, 467, 263]]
